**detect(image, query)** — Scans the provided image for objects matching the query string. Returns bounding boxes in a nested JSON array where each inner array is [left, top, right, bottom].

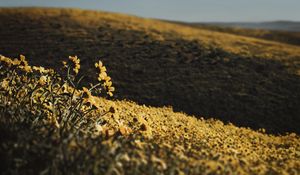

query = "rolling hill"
[[201, 21, 300, 32], [1, 7, 299, 134], [165, 20, 300, 46], [0, 7, 300, 174]]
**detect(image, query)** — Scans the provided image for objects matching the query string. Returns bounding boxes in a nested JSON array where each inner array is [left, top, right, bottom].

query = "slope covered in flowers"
[[0, 8, 300, 134], [0, 55, 300, 175]]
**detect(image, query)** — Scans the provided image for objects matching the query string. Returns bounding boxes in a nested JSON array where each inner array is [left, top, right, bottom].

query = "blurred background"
[[1, 0, 299, 22]]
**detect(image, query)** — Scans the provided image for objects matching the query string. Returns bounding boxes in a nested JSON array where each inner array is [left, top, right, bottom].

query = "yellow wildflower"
[[12, 58, 21, 66], [32, 66, 49, 74], [82, 87, 100, 108], [18, 55, 32, 73], [107, 91, 113, 97], [0, 55, 14, 66], [39, 76, 47, 86], [0, 78, 9, 90], [95, 61, 103, 68], [69, 56, 80, 74], [104, 81, 112, 87], [108, 86, 115, 92], [62, 61, 67, 68], [100, 65, 106, 72], [104, 76, 111, 82], [98, 72, 107, 81], [94, 60, 114, 96]]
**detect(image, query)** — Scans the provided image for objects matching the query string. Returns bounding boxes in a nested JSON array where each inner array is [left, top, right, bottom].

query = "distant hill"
[[0, 8, 300, 134], [164, 20, 300, 46], [201, 21, 300, 32]]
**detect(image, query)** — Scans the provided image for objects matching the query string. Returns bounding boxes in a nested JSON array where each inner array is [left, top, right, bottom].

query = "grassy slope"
[[165, 21, 300, 46], [0, 7, 300, 135], [1, 70, 299, 174], [197, 25, 300, 46], [0, 8, 300, 174]]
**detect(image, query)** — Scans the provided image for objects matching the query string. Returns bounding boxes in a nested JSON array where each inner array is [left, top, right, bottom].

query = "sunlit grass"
[[1, 54, 299, 174]]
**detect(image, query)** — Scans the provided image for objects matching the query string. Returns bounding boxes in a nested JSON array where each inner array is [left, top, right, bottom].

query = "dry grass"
[[181, 23, 300, 46]]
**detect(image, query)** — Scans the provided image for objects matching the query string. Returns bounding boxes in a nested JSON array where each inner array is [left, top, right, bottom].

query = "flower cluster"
[[0, 54, 115, 133], [69, 55, 80, 74], [95, 61, 115, 96], [18, 55, 33, 73], [0, 55, 32, 72], [0, 55, 21, 66]]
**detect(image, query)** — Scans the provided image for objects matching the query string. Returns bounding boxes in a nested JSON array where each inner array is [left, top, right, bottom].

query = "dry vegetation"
[[1, 55, 299, 175], [0, 7, 300, 174], [167, 21, 300, 46]]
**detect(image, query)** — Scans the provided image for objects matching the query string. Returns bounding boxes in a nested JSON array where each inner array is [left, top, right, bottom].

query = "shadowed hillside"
[[0, 8, 300, 134]]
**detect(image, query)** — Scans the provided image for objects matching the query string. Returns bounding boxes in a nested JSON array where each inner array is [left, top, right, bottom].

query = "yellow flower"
[[94, 60, 114, 96], [82, 87, 100, 108], [62, 61, 67, 68], [95, 61, 103, 68], [107, 91, 113, 97], [12, 58, 21, 66], [24, 65, 33, 73], [100, 66, 106, 72], [39, 76, 47, 86], [108, 86, 115, 92], [33, 66, 49, 74], [69, 56, 80, 74], [104, 81, 112, 87], [82, 87, 92, 97], [74, 64, 80, 74], [98, 72, 107, 81], [20, 55, 26, 62], [18, 55, 32, 73], [0, 78, 9, 90], [104, 76, 111, 82], [0, 55, 14, 66]]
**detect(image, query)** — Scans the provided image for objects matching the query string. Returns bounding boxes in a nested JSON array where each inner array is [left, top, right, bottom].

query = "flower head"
[[18, 55, 32, 73], [69, 56, 80, 74], [39, 76, 48, 86], [95, 60, 114, 97], [0, 78, 10, 90]]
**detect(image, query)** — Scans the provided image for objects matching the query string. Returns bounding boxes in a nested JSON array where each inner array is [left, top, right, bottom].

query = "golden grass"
[[198, 25, 300, 45], [2, 7, 300, 61]]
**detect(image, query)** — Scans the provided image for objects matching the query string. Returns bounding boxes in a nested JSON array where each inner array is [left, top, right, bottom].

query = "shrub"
[[0, 55, 118, 173], [0, 54, 115, 134]]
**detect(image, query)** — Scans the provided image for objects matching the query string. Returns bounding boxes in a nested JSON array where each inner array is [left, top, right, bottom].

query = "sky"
[[0, 0, 299, 22]]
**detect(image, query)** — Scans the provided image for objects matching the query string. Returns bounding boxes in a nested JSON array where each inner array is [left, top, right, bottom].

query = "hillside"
[[201, 21, 300, 32], [0, 55, 299, 174], [165, 20, 300, 46], [0, 7, 300, 135]]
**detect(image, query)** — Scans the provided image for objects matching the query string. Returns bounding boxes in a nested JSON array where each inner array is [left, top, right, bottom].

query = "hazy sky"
[[0, 0, 299, 22]]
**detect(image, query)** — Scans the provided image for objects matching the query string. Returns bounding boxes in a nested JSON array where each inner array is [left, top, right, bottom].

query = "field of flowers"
[[1, 8, 300, 135], [1, 55, 299, 174]]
